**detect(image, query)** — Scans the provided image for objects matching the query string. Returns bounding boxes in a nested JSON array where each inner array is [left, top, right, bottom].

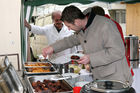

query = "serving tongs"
[[50, 75, 72, 81], [44, 55, 58, 69]]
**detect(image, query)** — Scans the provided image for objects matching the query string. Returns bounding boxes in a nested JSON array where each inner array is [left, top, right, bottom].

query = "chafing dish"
[[24, 62, 58, 75], [1, 63, 25, 93], [80, 80, 135, 93], [24, 62, 52, 67], [25, 75, 73, 93]]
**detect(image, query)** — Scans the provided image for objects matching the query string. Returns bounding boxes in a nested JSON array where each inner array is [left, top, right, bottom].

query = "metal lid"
[[4, 56, 10, 67], [124, 35, 139, 40], [1, 63, 25, 93], [84, 80, 130, 93]]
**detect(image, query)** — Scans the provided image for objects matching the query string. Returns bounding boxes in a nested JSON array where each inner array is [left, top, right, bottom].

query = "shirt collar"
[[54, 24, 63, 33]]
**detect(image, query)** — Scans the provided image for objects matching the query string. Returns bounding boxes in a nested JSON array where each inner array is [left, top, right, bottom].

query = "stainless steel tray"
[[25, 75, 73, 93], [24, 62, 58, 75], [1, 63, 25, 93], [24, 62, 52, 68]]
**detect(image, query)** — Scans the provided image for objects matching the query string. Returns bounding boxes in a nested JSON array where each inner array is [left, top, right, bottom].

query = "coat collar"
[[84, 9, 96, 31]]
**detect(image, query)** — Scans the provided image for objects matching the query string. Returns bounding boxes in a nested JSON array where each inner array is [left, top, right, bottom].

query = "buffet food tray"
[[24, 62, 58, 75], [24, 62, 52, 67], [25, 75, 73, 93], [1, 63, 25, 93]]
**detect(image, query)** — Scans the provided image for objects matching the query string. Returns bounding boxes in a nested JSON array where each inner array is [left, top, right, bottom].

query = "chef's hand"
[[77, 54, 90, 64], [42, 46, 54, 58]]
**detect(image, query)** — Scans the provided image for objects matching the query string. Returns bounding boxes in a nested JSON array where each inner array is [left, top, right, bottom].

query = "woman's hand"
[[77, 54, 90, 64]]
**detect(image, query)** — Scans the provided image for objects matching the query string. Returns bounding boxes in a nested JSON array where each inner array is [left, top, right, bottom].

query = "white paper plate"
[[69, 53, 84, 60], [50, 53, 84, 64]]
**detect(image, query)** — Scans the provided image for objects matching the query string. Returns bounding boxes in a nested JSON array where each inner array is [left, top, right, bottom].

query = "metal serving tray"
[[24, 62, 52, 68], [25, 75, 73, 93], [24, 62, 58, 75], [1, 63, 25, 93]]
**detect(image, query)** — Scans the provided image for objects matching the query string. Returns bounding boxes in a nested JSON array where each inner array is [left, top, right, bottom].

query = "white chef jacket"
[[30, 23, 76, 60]]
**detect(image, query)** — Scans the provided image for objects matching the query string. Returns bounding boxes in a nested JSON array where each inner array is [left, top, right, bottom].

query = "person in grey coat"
[[42, 5, 133, 85]]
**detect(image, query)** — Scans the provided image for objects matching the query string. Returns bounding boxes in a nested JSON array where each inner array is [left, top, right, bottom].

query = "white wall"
[[0, 0, 21, 70]]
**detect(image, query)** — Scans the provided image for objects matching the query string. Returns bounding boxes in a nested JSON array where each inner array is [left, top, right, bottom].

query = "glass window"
[[109, 9, 126, 23]]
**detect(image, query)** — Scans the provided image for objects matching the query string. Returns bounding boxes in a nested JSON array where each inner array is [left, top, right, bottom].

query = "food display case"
[[25, 75, 73, 93], [23, 61, 74, 92], [23, 62, 58, 75]]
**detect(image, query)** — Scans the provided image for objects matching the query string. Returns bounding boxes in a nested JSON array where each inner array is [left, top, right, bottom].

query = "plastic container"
[[73, 86, 82, 93]]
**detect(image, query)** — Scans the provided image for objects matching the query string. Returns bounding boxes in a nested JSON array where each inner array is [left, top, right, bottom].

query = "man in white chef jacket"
[[24, 10, 77, 60]]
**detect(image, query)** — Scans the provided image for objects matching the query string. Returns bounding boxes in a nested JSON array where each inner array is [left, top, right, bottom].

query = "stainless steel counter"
[[17, 67, 140, 93], [16, 70, 93, 93]]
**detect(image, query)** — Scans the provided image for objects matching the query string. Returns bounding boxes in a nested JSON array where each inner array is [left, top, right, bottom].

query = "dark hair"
[[61, 5, 85, 24], [92, 6, 105, 16]]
